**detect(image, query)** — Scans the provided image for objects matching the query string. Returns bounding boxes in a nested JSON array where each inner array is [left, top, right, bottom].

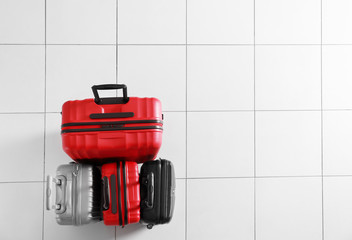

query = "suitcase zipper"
[[160, 160, 167, 224], [61, 120, 163, 134], [61, 125, 163, 134], [122, 161, 128, 226], [61, 119, 163, 128], [116, 163, 123, 226]]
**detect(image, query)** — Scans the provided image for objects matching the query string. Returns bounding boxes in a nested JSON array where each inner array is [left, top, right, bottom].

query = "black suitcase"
[[139, 159, 176, 229]]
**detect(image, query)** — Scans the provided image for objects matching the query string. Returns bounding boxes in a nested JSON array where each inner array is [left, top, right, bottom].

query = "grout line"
[[3, 43, 352, 46], [321, 0, 325, 239], [3, 108, 352, 115], [253, 0, 256, 239], [116, 0, 118, 87], [42, 0, 47, 239], [185, 0, 188, 239], [184, 175, 347, 180], [0, 112, 48, 114], [323, 174, 352, 178], [0, 181, 44, 184]]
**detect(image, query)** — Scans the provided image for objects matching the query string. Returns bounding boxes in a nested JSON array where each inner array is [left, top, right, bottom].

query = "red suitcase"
[[101, 161, 140, 226], [61, 84, 163, 163]]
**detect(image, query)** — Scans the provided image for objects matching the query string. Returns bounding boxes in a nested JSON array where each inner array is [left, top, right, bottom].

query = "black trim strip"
[[116, 163, 123, 226], [61, 125, 163, 134], [62, 119, 163, 128], [110, 174, 117, 214], [90, 112, 134, 119], [122, 161, 128, 225]]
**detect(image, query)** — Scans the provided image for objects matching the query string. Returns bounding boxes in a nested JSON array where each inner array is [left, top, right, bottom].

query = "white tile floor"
[[1, 0, 352, 240]]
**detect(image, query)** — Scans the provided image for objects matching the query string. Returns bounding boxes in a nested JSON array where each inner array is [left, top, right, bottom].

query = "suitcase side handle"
[[142, 172, 155, 209], [46, 175, 67, 213], [102, 176, 110, 211], [92, 84, 129, 105]]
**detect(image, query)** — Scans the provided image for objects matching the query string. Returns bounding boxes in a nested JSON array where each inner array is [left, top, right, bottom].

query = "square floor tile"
[[45, 113, 74, 178], [323, 111, 352, 175], [256, 177, 322, 240], [256, 111, 321, 176], [46, 45, 116, 112], [187, 178, 254, 240], [44, 211, 115, 240], [324, 177, 352, 240], [187, 112, 254, 178], [0, 183, 43, 240], [255, 0, 321, 44], [0, 45, 45, 112], [157, 112, 186, 178], [323, 46, 352, 109], [0, 0, 44, 43], [118, 0, 185, 44], [47, 0, 116, 44], [255, 46, 321, 110], [187, 46, 254, 111], [117, 179, 185, 240], [0, 114, 44, 182], [118, 46, 186, 111], [187, 0, 253, 44], [323, 0, 352, 44]]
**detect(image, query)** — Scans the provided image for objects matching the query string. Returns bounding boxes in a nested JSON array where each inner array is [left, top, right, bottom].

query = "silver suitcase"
[[46, 163, 102, 225]]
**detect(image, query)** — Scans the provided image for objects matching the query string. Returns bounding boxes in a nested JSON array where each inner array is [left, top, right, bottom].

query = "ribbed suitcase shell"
[[61, 96, 163, 163], [101, 162, 140, 226], [46, 163, 102, 225]]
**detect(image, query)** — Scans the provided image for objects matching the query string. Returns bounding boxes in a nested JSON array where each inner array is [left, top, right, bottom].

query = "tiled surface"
[[0, 45, 45, 112], [187, 112, 254, 178], [45, 113, 74, 178], [323, 111, 352, 175], [1, 0, 352, 240], [322, 45, 352, 109], [43, 212, 115, 240], [324, 177, 352, 240], [0, 183, 43, 239], [187, 46, 254, 111], [0, 114, 44, 182], [46, 0, 116, 44], [256, 111, 321, 176], [0, 0, 45, 44], [323, 0, 352, 44], [187, 0, 254, 44], [118, 46, 186, 111], [118, 0, 186, 44], [46, 45, 116, 112], [255, 46, 321, 110], [255, 0, 321, 44], [187, 178, 254, 240], [256, 177, 322, 240], [157, 112, 186, 178]]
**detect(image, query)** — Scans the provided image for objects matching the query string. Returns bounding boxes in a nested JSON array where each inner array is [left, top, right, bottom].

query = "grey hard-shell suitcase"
[[46, 163, 102, 225]]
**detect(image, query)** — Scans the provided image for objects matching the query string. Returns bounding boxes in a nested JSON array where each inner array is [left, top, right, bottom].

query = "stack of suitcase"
[[46, 84, 175, 229]]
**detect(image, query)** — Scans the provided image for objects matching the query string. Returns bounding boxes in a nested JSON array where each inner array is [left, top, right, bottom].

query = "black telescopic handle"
[[92, 84, 128, 104]]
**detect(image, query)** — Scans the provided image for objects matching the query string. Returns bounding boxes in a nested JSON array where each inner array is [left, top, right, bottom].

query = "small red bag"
[[101, 161, 140, 226]]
